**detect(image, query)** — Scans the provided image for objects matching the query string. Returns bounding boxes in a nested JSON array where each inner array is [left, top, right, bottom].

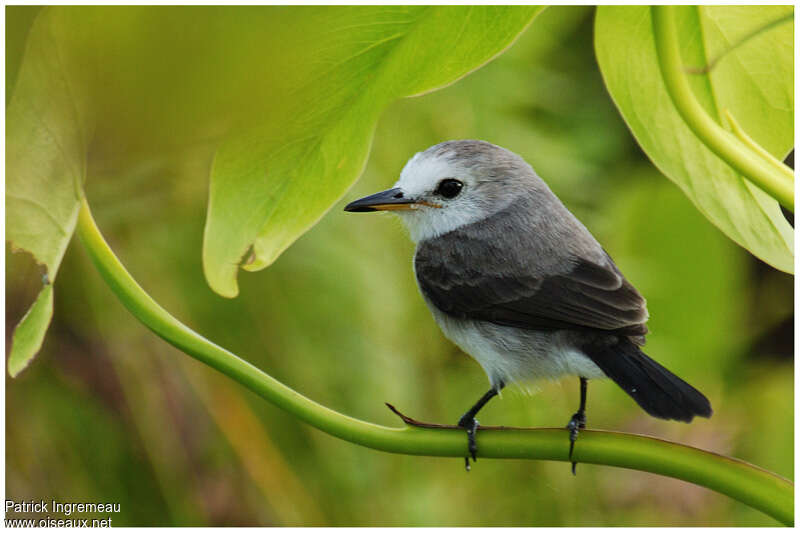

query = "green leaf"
[[203, 6, 543, 297], [7, 9, 86, 273], [7, 9, 87, 375], [595, 6, 793, 273], [8, 284, 54, 377]]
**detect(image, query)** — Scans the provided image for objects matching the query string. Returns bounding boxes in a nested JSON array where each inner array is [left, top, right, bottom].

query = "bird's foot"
[[457, 414, 480, 472], [566, 410, 586, 475]]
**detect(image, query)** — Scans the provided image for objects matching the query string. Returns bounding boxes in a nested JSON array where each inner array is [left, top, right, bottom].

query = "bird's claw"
[[566, 412, 586, 442], [458, 415, 480, 471], [566, 411, 586, 475]]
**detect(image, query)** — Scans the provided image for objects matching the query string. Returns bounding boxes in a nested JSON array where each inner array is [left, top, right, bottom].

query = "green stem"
[[725, 109, 793, 178], [76, 198, 793, 525], [651, 6, 794, 212]]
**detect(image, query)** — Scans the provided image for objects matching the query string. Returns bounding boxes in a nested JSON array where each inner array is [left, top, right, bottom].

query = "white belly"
[[428, 304, 606, 390]]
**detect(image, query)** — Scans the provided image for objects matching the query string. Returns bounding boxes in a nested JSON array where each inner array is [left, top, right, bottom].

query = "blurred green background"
[[6, 6, 793, 526]]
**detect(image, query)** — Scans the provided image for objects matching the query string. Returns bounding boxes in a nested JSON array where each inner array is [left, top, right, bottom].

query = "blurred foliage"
[[6, 6, 793, 526], [6, 6, 539, 375]]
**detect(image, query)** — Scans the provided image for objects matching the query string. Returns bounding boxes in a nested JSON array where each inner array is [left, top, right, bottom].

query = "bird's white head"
[[345, 140, 542, 243]]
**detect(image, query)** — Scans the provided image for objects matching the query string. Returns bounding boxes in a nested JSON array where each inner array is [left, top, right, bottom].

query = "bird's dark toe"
[[458, 416, 480, 470], [566, 411, 586, 442], [566, 411, 587, 475]]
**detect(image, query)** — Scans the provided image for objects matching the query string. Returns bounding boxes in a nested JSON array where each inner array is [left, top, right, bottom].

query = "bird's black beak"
[[344, 188, 416, 212]]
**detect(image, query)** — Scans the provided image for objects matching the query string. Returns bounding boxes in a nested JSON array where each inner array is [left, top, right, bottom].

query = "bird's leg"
[[458, 381, 505, 471], [567, 377, 588, 475]]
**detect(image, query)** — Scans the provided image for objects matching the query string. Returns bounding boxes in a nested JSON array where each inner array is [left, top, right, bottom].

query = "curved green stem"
[[76, 198, 793, 525], [652, 6, 794, 212]]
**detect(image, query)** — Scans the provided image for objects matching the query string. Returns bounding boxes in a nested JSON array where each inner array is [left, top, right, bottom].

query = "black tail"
[[585, 337, 712, 422]]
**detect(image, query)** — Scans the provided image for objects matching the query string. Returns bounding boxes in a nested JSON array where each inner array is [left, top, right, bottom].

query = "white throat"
[[394, 205, 485, 243]]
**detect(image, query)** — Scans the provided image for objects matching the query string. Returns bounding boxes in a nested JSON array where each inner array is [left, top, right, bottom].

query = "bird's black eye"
[[435, 179, 463, 199]]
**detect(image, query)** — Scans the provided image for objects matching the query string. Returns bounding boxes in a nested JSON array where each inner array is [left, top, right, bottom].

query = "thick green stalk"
[[76, 198, 792, 525], [651, 6, 794, 211]]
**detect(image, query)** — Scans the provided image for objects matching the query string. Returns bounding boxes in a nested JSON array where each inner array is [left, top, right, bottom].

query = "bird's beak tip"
[[344, 187, 413, 213], [343, 203, 377, 213]]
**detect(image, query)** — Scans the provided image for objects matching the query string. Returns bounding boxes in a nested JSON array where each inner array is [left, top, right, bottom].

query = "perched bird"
[[345, 140, 712, 471]]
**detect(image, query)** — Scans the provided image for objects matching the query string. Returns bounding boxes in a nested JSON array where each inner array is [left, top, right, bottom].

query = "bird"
[[344, 140, 712, 472]]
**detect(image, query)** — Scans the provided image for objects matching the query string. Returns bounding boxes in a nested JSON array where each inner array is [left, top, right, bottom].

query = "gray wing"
[[414, 221, 649, 337]]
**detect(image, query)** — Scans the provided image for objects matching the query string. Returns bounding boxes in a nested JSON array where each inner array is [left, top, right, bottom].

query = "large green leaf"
[[595, 6, 793, 273], [7, 8, 88, 375], [203, 6, 542, 297], [7, 9, 87, 271]]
